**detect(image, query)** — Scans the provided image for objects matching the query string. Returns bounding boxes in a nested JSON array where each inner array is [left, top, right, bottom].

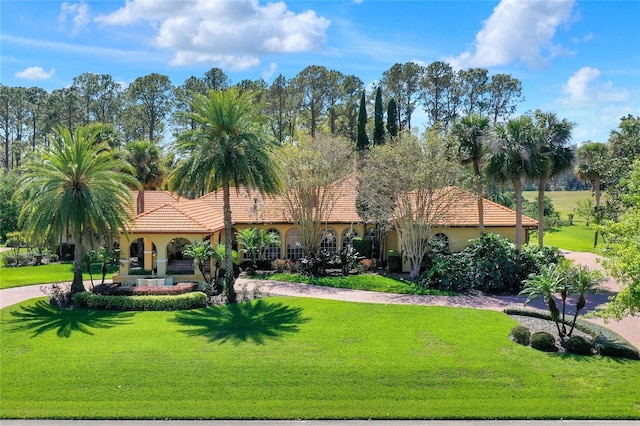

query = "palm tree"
[[575, 141, 608, 247], [236, 228, 261, 275], [183, 240, 222, 295], [531, 111, 575, 247], [167, 88, 281, 303], [567, 265, 603, 336], [17, 125, 138, 294], [486, 116, 535, 254], [520, 263, 565, 338], [453, 114, 490, 234], [126, 140, 165, 214]]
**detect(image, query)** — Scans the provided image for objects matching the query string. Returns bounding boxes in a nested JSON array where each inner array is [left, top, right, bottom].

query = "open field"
[[0, 263, 118, 289], [523, 190, 600, 252], [1, 297, 639, 419]]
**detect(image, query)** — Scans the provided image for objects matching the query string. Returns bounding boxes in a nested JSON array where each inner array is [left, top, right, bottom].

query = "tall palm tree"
[[126, 139, 165, 214], [16, 125, 138, 294], [531, 111, 575, 247], [486, 116, 535, 254], [575, 141, 609, 247], [167, 88, 281, 303], [453, 114, 490, 234]]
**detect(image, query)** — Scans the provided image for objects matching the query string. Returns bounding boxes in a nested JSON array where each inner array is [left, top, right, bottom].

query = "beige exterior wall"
[[116, 224, 531, 282]]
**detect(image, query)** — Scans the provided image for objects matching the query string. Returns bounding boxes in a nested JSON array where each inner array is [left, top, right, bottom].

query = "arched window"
[[431, 233, 450, 250], [286, 228, 303, 260], [320, 228, 337, 254], [342, 227, 359, 249], [264, 228, 281, 260]]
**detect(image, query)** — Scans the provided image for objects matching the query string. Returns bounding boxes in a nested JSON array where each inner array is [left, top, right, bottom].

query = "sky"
[[1, 0, 638, 144]]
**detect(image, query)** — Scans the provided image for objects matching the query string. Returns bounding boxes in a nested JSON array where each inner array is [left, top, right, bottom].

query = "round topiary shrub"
[[565, 335, 593, 355], [530, 331, 558, 352], [510, 325, 531, 346]]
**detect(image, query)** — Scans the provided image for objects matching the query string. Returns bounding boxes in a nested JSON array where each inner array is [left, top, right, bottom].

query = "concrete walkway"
[[1, 251, 638, 348]]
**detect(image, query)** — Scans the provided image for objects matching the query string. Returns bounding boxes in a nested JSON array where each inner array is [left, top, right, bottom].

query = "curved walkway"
[[1, 251, 638, 348]]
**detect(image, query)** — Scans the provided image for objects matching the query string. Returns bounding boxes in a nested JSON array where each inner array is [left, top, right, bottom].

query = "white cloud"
[[261, 62, 278, 81], [59, 1, 90, 36], [14, 66, 55, 80], [561, 66, 629, 104], [448, 0, 575, 69], [96, 0, 330, 69]]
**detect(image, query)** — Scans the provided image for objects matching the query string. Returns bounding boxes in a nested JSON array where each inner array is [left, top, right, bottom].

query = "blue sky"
[[1, 0, 638, 143]]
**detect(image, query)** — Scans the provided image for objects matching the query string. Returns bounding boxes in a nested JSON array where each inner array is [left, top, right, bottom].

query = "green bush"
[[73, 291, 207, 311], [351, 237, 373, 259], [128, 269, 154, 276], [594, 336, 640, 360], [530, 331, 558, 352], [510, 325, 531, 346], [565, 335, 594, 355], [387, 250, 401, 273]]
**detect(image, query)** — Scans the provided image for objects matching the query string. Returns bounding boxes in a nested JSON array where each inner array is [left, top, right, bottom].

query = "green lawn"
[[1, 297, 639, 419], [0, 263, 118, 289], [262, 273, 452, 295], [523, 190, 600, 253]]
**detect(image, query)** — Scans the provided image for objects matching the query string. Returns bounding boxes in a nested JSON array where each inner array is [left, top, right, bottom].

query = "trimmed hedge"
[[505, 307, 639, 360], [73, 291, 207, 311], [387, 250, 402, 273], [510, 325, 531, 346], [565, 335, 594, 356], [530, 331, 558, 352]]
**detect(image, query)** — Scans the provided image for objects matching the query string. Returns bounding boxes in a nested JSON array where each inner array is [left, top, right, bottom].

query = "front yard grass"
[[259, 272, 453, 295], [1, 297, 639, 419], [0, 263, 118, 289]]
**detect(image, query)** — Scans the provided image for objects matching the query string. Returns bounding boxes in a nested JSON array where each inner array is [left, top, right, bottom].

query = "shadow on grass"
[[7, 300, 135, 338], [171, 299, 309, 345]]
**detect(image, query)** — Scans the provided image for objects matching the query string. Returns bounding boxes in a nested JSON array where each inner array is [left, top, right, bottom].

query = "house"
[[115, 174, 537, 284]]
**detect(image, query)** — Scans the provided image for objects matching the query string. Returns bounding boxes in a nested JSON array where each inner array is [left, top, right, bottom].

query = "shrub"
[[594, 336, 640, 360], [272, 258, 290, 273], [357, 258, 376, 273], [93, 282, 197, 296], [387, 250, 401, 273], [73, 291, 207, 311], [2, 253, 17, 267], [565, 335, 594, 355], [351, 237, 373, 259], [530, 331, 558, 352], [510, 325, 531, 346], [128, 269, 154, 276]]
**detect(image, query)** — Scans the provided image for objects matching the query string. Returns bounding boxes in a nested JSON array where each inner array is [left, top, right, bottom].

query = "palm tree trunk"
[[514, 178, 523, 256], [223, 182, 236, 303], [71, 237, 86, 294], [537, 179, 546, 247], [474, 160, 484, 234]]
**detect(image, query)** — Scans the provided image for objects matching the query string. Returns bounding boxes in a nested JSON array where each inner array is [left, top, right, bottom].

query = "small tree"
[[183, 240, 222, 296], [575, 198, 595, 228], [280, 134, 355, 257], [236, 228, 261, 274], [359, 130, 464, 278]]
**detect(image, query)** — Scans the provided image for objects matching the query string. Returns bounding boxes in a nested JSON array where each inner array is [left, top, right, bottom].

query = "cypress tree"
[[386, 98, 398, 138], [373, 87, 385, 145], [356, 91, 369, 151]]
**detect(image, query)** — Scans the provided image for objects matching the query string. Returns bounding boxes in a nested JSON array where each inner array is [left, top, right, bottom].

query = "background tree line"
[[0, 62, 524, 172]]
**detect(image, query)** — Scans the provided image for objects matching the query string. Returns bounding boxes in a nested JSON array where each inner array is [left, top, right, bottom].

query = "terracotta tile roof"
[[125, 174, 536, 233], [128, 190, 181, 216]]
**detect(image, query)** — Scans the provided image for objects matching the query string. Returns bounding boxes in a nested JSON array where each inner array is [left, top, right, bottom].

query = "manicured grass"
[[0, 263, 118, 289], [541, 221, 599, 253], [523, 190, 600, 252], [261, 272, 452, 295], [2, 297, 639, 419], [523, 190, 598, 220]]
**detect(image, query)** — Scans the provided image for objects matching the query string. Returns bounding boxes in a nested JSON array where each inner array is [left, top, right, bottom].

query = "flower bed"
[[93, 282, 197, 296]]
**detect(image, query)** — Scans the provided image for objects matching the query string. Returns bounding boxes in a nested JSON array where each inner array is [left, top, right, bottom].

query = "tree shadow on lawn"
[[171, 299, 309, 345], [7, 300, 135, 338]]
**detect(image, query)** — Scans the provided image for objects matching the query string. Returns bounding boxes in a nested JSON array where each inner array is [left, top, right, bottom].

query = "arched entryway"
[[129, 238, 157, 272], [167, 237, 194, 274]]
